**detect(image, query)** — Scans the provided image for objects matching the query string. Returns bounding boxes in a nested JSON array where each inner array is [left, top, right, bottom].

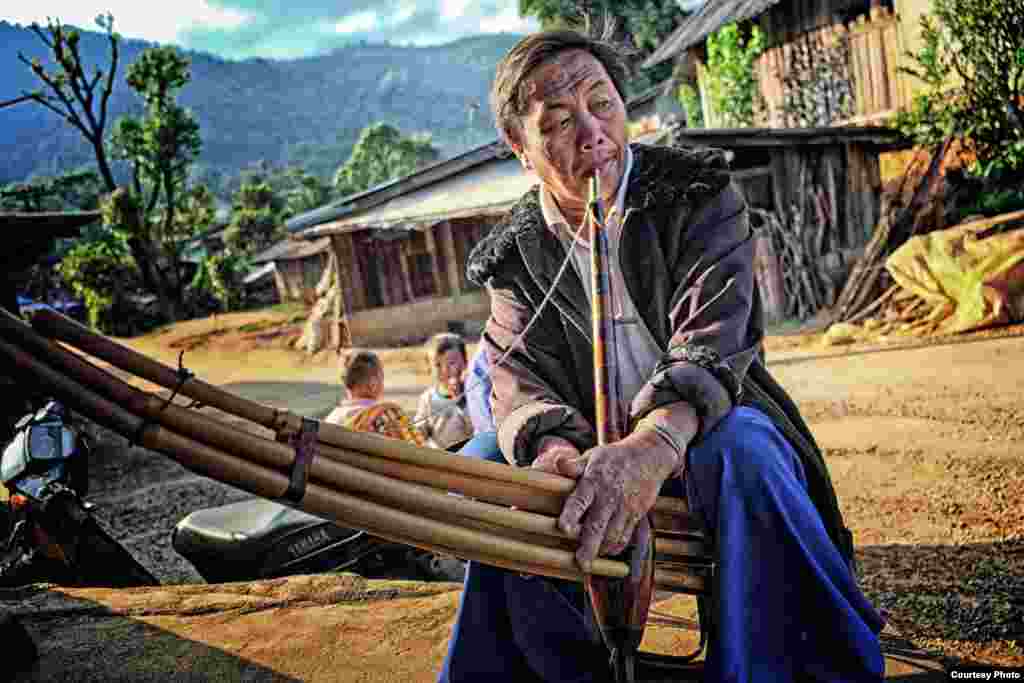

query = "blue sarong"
[[439, 407, 885, 682]]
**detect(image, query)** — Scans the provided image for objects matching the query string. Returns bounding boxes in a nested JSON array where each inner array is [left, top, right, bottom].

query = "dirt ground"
[[61, 310, 1024, 671]]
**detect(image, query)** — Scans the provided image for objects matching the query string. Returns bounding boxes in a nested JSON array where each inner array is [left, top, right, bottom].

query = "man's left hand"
[[558, 432, 680, 571]]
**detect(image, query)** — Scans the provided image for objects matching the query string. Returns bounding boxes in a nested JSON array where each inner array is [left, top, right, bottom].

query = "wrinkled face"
[[436, 348, 467, 396], [510, 50, 627, 218]]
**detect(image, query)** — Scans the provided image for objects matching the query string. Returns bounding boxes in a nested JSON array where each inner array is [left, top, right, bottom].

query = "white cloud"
[[333, 10, 379, 34], [441, 0, 471, 21], [479, 6, 536, 34], [3, 0, 253, 45]]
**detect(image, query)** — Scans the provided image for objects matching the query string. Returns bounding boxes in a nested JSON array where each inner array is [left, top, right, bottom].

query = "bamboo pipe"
[[29, 309, 695, 521], [3, 313, 707, 562], [0, 336, 631, 582], [0, 315, 566, 536]]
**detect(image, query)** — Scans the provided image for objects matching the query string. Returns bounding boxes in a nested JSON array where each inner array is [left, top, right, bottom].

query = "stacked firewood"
[[832, 139, 952, 323], [751, 183, 842, 321]]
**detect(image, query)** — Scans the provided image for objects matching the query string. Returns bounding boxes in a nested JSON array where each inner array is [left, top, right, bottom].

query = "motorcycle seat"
[[173, 497, 388, 583]]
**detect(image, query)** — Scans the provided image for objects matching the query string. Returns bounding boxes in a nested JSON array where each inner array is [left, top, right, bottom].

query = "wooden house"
[[286, 142, 530, 346], [644, 0, 935, 128], [249, 237, 332, 304]]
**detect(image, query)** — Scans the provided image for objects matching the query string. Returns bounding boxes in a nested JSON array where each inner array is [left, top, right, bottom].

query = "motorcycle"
[[173, 497, 466, 584], [172, 438, 472, 585], [0, 400, 158, 588]]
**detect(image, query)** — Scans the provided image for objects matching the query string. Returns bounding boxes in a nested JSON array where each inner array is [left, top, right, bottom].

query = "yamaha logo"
[[287, 527, 331, 559]]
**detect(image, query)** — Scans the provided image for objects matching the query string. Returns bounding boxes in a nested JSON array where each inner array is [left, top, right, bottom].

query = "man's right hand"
[[531, 435, 587, 478]]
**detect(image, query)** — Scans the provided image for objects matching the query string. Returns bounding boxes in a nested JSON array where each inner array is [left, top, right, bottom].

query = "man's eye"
[[559, 118, 572, 129], [594, 99, 611, 111]]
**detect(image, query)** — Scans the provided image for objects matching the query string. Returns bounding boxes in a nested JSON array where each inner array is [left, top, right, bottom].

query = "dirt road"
[[80, 323, 1024, 667]]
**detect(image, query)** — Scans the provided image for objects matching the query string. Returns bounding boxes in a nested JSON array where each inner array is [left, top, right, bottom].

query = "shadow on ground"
[[5, 584, 303, 682]]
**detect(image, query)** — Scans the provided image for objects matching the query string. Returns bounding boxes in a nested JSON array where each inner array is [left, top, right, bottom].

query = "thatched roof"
[[250, 237, 331, 265]]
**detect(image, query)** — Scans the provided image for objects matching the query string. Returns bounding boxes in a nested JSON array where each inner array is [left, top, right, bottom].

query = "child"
[[325, 350, 424, 446], [414, 333, 474, 450]]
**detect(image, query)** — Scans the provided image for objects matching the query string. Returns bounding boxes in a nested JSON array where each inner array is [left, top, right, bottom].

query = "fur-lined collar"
[[467, 143, 730, 285]]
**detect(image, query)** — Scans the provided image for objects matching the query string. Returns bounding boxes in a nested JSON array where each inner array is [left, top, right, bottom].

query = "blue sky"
[[3, 1, 539, 60]]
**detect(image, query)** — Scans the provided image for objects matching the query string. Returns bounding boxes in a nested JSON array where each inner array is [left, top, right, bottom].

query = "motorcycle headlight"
[[27, 424, 63, 462]]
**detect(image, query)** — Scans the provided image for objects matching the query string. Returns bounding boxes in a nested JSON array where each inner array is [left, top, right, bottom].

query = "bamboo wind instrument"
[[2, 307, 708, 592], [583, 173, 656, 683]]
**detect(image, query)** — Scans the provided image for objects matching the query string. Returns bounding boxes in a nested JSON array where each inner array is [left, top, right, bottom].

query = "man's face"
[[510, 50, 627, 216]]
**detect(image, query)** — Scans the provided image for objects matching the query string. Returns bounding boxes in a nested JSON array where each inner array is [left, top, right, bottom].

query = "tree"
[[283, 166, 332, 217], [517, 0, 688, 86], [17, 15, 120, 190], [109, 46, 203, 320], [333, 123, 439, 197], [223, 172, 286, 255], [895, 0, 1024, 178], [57, 224, 137, 332], [702, 22, 765, 127], [15, 16, 205, 324]]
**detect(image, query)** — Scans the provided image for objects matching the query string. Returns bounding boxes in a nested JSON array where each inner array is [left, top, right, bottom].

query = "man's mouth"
[[582, 156, 617, 179]]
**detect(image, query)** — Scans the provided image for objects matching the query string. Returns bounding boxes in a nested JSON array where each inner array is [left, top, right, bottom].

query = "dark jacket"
[[467, 143, 855, 563]]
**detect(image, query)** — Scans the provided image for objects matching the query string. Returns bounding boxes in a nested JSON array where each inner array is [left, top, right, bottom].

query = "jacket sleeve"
[[630, 181, 762, 441], [483, 277, 596, 467]]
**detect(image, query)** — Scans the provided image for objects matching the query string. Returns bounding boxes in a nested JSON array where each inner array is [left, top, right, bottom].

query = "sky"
[[2, 0, 540, 60]]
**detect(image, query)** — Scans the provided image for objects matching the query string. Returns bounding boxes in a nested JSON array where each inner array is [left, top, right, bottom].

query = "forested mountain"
[[0, 21, 520, 191]]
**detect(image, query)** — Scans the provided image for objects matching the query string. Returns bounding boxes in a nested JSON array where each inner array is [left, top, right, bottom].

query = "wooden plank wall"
[[755, 6, 905, 127]]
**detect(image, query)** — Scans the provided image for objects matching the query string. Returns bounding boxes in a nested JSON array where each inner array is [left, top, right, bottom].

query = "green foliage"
[[676, 83, 704, 128], [894, 0, 1024, 175], [189, 251, 248, 312], [56, 226, 137, 331], [703, 22, 765, 127], [516, 0, 687, 92], [953, 187, 1024, 223], [0, 169, 103, 211], [333, 123, 439, 197], [283, 166, 332, 217], [224, 173, 286, 255]]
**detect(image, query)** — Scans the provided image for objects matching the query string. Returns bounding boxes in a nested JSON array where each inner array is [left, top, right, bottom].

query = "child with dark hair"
[[415, 333, 474, 450], [325, 350, 424, 445]]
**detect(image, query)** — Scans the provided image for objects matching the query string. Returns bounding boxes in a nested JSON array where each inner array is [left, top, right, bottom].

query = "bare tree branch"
[[0, 94, 35, 109]]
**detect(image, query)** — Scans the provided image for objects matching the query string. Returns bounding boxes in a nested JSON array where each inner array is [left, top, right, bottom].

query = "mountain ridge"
[[0, 21, 521, 191]]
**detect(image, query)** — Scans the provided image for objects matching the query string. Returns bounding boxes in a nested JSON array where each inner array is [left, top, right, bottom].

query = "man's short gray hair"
[[490, 25, 632, 148]]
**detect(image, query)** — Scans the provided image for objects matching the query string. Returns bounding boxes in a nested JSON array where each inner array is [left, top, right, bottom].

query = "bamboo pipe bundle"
[[29, 308, 697, 525], [0, 334, 631, 583], [15, 310, 712, 590], [0, 311, 712, 587]]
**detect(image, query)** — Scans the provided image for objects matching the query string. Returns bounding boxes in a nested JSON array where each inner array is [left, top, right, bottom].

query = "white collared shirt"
[[539, 146, 663, 427]]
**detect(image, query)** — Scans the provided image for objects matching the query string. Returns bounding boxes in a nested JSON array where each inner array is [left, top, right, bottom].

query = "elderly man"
[[440, 28, 885, 683]]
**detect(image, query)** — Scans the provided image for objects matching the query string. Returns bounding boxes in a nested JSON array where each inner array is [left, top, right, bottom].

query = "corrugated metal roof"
[[643, 0, 782, 67], [242, 262, 275, 285], [1, 211, 101, 236], [296, 155, 537, 239], [250, 236, 331, 264]]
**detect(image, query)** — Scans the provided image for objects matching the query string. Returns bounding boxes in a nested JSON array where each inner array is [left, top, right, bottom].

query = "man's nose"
[[578, 113, 606, 152]]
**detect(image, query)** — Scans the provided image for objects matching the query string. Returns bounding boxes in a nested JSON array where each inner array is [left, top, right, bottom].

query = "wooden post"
[[329, 236, 353, 348], [343, 233, 367, 312], [398, 239, 416, 302], [424, 224, 447, 297], [439, 220, 462, 296]]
